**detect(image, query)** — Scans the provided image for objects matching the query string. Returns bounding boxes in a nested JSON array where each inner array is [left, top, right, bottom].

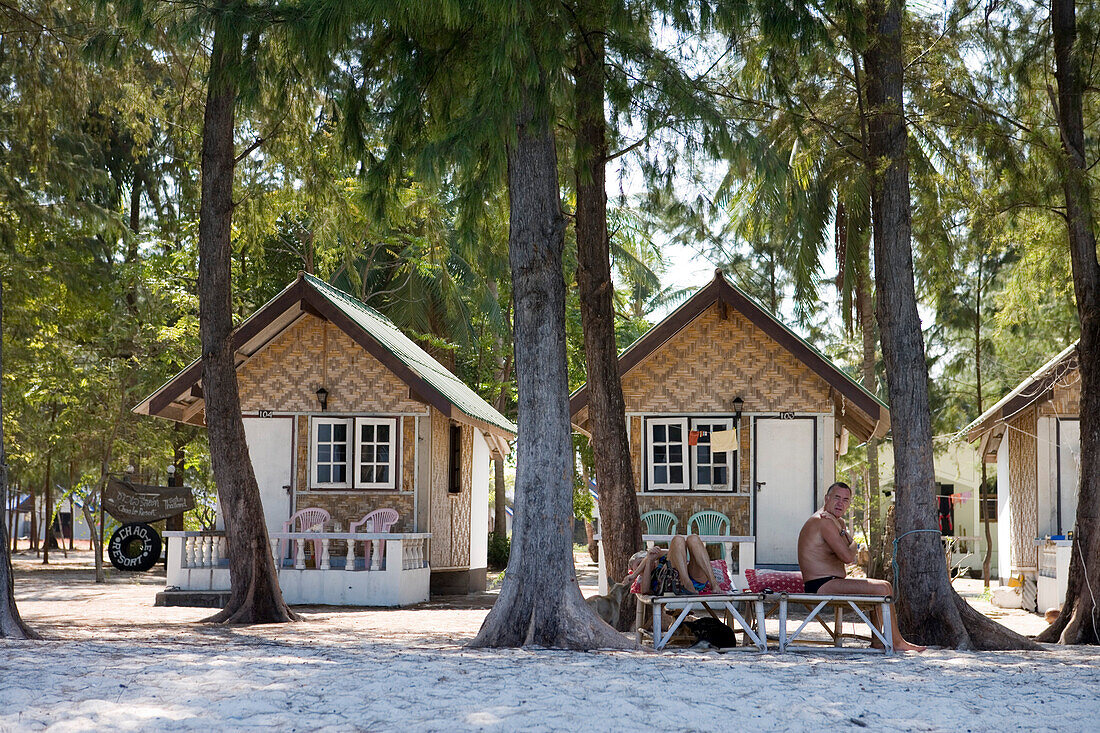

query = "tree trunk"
[[573, 8, 642, 632], [1037, 0, 1100, 645], [864, 0, 1036, 649], [41, 450, 51, 563], [30, 492, 37, 555], [974, 258, 993, 588], [198, 21, 297, 625], [857, 254, 887, 579], [490, 280, 512, 543], [493, 456, 506, 538], [0, 280, 39, 639], [470, 79, 632, 650]]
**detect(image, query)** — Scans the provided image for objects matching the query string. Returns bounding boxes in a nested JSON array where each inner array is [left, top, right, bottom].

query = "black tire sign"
[[108, 522, 162, 572]]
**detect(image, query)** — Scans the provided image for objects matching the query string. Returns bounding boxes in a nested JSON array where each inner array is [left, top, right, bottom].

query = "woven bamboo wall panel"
[[630, 417, 642, 490], [403, 416, 416, 491], [1039, 367, 1081, 417], [294, 493, 414, 533], [429, 409, 452, 567], [636, 495, 750, 535], [296, 415, 309, 492], [449, 425, 474, 567], [620, 305, 833, 414], [237, 314, 428, 414], [1007, 408, 1038, 570]]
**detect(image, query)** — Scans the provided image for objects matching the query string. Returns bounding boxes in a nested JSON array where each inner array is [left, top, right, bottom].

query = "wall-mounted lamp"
[[732, 396, 744, 422], [166, 464, 176, 478], [316, 387, 329, 412]]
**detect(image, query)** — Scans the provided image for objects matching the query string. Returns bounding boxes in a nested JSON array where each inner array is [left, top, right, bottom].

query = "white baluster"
[[371, 539, 383, 571], [186, 537, 197, 568], [270, 538, 280, 569], [345, 538, 356, 572], [212, 535, 223, 567], [295, 538, 306, 570], [321, 538, 331, 570], [417, 539, 425, 568], [203, 536, 213, 568]]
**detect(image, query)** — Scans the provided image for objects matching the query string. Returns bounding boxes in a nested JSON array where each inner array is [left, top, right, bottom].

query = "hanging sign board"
[[103, 478, 195, 524]]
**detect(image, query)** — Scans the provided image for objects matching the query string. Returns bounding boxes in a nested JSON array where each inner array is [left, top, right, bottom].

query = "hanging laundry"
[[711, 429, 738, 452]]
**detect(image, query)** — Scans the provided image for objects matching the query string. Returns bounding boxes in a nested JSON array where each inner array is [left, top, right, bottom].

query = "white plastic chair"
[[349, 508, 400, 569], [281, 507, 331, 567], [687, 510, 730, 538], [640, 510, 679, 536]]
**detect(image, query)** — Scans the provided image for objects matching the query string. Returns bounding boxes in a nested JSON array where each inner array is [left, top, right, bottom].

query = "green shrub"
[[487, 532, 510, 569]]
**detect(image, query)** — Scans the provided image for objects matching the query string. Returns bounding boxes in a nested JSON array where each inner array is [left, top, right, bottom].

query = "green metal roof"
[[303, 274, 516, 436]]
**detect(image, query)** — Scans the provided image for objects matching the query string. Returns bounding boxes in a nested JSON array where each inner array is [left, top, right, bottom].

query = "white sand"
[[3, 552, 1098, 732]]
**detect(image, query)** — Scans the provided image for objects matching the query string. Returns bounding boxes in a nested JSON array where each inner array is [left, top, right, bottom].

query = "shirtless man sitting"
[[797, 481, 925, 652]]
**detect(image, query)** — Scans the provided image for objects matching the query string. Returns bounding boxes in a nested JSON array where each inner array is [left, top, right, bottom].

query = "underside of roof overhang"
[[569, 271, 888, 445], [134, 275, 517, 446]]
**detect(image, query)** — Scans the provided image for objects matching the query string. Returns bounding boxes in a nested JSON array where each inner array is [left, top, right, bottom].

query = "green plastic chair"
[[687, 510, 730, 538], [640, 510, 678, 536]]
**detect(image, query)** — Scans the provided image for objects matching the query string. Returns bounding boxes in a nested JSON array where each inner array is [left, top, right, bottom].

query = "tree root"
[[470, 580, 637, 651], [952, 593, 1041, 651]]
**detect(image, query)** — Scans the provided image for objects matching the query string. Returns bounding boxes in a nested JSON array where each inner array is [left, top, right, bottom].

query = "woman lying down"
[[627, 534, 729, 596]]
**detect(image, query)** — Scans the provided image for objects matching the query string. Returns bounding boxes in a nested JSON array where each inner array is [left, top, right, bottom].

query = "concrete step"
[[155, 589, 230, 608]]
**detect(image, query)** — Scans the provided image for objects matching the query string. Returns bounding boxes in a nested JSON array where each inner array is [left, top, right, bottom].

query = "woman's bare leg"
[[636, 555, 656, 595], [685, 535, 722, 590], [667, 536, 696, 594]]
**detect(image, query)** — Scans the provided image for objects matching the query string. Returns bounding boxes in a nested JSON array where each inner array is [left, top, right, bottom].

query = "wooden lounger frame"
[[771, 593, 894, 654], [634, 593, 768, 651], [632, 592, 895, 655]]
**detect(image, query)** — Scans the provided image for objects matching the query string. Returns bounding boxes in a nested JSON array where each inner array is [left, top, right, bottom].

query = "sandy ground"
[[3, 550, 1098, 732]]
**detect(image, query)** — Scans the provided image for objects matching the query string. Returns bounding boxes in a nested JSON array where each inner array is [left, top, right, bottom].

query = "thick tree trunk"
[[573, 10, 642, 632], [864, 0, 1036, 649], [1038, 0, 1100, 645], [470, 80, 633, 650], [198, 22, 296, 625], [0, 280, 38, 639]]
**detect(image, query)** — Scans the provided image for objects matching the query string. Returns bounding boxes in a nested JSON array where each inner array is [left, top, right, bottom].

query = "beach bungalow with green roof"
[[570, 270, 889, 584], [135, 273, 516, 605]]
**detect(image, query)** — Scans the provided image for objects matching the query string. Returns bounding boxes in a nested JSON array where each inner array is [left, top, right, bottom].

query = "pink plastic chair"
[[280, 507, 331, 567], [349, 508, 400, 569]]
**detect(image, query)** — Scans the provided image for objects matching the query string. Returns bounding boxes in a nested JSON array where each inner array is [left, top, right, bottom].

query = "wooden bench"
[[634, 593, 768, 651], [768, 593, 894, 654]]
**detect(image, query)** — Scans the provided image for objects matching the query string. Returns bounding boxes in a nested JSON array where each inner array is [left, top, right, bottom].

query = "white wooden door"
[[243, 417, 294, 534], [754, 417, 816, 566], [1057, 418, 1080, 536]]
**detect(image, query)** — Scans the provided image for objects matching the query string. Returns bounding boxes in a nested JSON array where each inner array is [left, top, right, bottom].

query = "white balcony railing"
[[164, 530, 431, 606]]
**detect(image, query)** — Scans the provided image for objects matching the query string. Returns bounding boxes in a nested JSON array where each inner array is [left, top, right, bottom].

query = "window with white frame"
[[312, 418, 350, 488], [647, 418, 688, 489], [311, 416, 398, 490], [690, 419, 734, 491], [354, 417, 397, 489], [645, 416, 738, 492]]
